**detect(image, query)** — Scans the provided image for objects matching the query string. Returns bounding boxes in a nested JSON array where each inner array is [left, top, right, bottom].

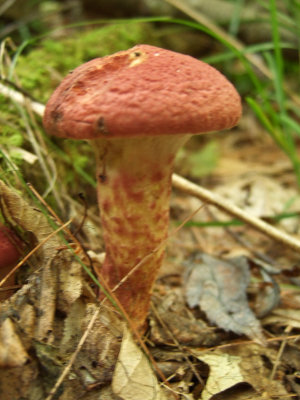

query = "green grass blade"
[[269, 0, 286, 113], [280, 114, 300, 138], [246, 97, 276, 136]]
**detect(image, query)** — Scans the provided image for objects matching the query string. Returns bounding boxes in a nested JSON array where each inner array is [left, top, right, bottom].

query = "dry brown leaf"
[[151, 289, 220, 347], [57, 254, 83, 313], [0, 180, 83, 341], [197, 352, 246, 400], [262, 308, 300, 329], [35, 262, 57, 343], [71, 303, 123, 388], [0, 318, 29, 367], [61, 299, 87, 350], [0, 179, 60, 261], [215, 175, 300, 233], [195, 345, 289, 400], [112, 327, 168, 400]]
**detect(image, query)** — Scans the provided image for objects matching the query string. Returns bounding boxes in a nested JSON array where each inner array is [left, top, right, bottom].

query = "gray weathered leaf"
[[185, 253, 264, 342]]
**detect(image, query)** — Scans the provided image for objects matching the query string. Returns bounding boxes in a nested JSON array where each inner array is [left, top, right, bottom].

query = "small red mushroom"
[[43, 45, 242, 329], [0, 223, 21, 300]]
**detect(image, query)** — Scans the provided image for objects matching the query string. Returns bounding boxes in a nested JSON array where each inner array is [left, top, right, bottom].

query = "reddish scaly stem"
[[94, 135, 189, 329]]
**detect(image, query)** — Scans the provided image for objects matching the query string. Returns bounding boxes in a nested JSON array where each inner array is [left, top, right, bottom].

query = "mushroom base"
[[94, 135, 190, 329]]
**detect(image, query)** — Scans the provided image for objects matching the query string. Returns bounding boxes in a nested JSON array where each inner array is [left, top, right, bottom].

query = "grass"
[[246, 0, 300, 186]]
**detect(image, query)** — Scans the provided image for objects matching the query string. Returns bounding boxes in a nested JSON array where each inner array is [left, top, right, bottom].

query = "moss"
[[0, 129, 23, 147], [0, 95, 25, 152]]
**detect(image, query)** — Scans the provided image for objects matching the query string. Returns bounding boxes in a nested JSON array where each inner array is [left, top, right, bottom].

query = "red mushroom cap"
[[0, 224, 20, 268], [43, 44, 242, 139]]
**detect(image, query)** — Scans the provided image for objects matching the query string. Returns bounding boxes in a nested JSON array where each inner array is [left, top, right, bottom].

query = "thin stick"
[[44, 206, 205, 400], [172, 173, 300, 253], [269, 326, 292, 382], [0, 82, 44, 117]]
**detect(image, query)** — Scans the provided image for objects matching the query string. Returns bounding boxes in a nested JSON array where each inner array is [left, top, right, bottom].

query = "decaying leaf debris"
[[1, 0, 300, 396], [1, 159, 300, 399], [0, 181, 123, 399]]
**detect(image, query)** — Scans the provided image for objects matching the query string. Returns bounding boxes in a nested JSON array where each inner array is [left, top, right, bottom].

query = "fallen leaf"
[[0, 318, 29, 367], [262, 308, 300, 329], [150, 289, 220, 347], [57, 253, 83, 312], [197, 352, 245, 400], [0, 179, 60, 261], [35, 262, 57, 343], [184, 253, 264, 342], [0, 180, 83, 342], [112, 327, 168, 400], [194, 345, 289, 400], [215, 175, 300, 233]]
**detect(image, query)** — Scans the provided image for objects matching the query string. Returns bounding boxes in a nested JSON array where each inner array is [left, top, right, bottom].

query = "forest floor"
[[1, 4, 300, 399], [1, 105, 300, 399]]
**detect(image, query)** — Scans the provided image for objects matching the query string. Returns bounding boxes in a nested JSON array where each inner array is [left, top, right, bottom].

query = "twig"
[[172, 173, 300, 253], [0, 77, 39, 101], [186, 333, 300, 354], [45, 201, 204, 400], [0, 81, 65, 211], [0, 82, 44, 117], [269, 326, 292, 382]]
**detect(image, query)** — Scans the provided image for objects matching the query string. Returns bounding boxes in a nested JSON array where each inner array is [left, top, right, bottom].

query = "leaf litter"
[[2, 123, 300, 399], [1, 63, 300, 399]]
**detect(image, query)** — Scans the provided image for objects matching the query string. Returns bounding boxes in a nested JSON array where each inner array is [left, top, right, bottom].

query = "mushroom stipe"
[[43, 44, 242, 330]]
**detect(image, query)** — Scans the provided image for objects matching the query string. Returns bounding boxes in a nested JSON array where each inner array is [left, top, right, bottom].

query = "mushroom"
[[0, 223, 21, 300], [43, 44, 242, 329]]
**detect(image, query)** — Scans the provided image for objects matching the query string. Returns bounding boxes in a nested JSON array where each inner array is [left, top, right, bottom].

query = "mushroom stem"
[[94, 135, 190, 328]]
